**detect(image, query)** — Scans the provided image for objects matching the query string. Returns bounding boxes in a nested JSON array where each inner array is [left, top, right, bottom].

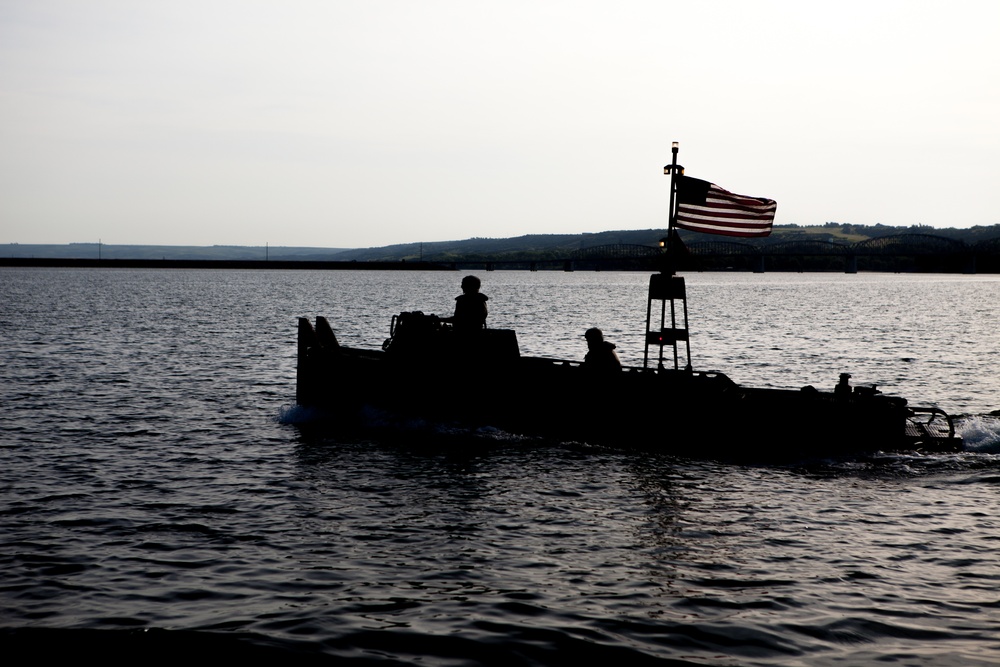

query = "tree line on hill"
[[4, 223, 998, 263]]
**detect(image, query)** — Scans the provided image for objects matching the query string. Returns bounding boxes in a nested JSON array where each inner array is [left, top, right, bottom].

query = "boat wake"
[[957, 415, 1000, 453], [279, 402, 1000, 458], [275, 403, 326, 425], [276, 403, 539, 447]]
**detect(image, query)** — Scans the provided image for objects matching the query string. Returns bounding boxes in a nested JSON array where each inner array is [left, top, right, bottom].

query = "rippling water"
[[2, 268, 999, 665]]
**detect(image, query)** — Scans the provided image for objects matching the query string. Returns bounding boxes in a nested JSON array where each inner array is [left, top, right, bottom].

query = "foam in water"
[[957, 415, 1000, 453], [275, 404, 325, 425], [276, 402, 532, 445]]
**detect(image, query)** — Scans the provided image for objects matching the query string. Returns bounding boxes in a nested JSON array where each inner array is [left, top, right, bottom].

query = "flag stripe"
[[675, 176, 776, 238]]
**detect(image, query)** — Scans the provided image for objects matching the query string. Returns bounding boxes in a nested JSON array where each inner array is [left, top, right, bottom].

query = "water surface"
[[2, 268, 999, 665]]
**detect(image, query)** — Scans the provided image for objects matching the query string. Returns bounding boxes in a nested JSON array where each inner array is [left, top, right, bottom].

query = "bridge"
[[446, 234, 1000, 273]]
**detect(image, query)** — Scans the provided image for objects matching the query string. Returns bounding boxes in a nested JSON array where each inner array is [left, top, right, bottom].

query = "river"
[[2, 267, 998, 665]]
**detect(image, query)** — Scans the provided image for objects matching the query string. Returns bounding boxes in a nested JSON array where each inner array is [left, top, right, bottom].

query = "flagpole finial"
[[666, 142, 682, 174]]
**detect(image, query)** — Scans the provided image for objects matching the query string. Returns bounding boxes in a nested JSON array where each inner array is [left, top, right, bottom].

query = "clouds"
[[1, 1, 998, 246]]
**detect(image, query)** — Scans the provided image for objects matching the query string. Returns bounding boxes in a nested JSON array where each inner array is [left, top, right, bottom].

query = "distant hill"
[[5, 223, 998, 263], [328, 229, 671, 262], [726, 222, 1000, 248], [1, 243, 351, 261]]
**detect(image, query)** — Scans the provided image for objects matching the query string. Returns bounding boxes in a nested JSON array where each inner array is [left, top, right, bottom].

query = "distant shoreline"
[[0, 258, 456, 271]]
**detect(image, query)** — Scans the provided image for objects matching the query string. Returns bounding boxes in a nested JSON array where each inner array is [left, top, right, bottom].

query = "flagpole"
[[667, 141, 679, 231], [663, 141, 681, 274]]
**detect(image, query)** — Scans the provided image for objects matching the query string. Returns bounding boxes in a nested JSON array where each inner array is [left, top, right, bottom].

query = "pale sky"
[[1, 1, 997, 248]]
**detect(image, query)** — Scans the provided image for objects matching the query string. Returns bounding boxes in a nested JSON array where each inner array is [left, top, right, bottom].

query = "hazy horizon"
[[3, 1, 998, 247], [7, 219, 996, 255]]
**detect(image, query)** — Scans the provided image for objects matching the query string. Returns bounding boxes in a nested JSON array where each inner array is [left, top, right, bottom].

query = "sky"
[[1, 1, 998, 248]]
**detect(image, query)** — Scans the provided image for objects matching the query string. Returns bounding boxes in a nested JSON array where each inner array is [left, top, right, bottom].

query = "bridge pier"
[[845, 254, 857, 274]]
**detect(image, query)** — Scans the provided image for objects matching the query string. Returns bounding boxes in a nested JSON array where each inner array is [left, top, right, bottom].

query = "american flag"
[[675, 176, 776, 238]]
